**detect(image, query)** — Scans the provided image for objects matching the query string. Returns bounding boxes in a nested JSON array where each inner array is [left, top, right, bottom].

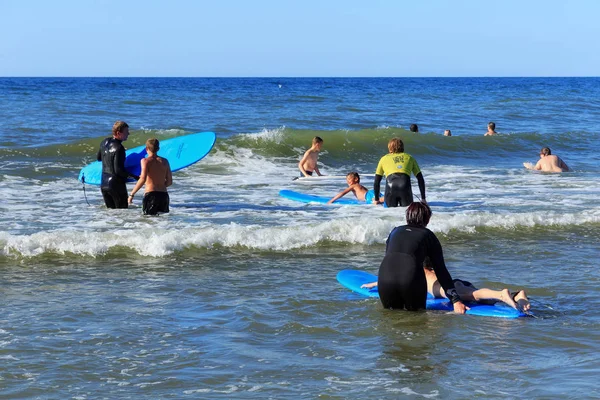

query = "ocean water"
[[0, 78, 599, 398]]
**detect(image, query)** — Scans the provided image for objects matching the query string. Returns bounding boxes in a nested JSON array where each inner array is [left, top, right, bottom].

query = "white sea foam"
[[2, 141, 600, 259], [2, 207, 599, 258]]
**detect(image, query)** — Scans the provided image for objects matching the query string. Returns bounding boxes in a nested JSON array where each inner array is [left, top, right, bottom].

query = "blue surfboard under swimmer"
[[336, 269, 526, 318], [78, 131, 216, 185]]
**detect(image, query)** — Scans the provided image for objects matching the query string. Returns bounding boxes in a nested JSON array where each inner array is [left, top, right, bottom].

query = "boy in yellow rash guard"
[[373, 138, 426, 207]]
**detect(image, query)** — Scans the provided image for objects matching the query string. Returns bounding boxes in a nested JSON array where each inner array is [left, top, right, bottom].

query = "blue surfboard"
[[279, 189, 365, 205], [279, 190, 468, 207], [336, 269, 526, 318], [78, 131, 217, 185]]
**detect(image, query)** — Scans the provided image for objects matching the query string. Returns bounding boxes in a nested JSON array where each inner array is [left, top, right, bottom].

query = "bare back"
[[142, 155, 172, 193], [537, 155, 569, 173]]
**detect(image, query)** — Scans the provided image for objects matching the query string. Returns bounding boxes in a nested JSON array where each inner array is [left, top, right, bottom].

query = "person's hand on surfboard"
[[453, 301, 469, 314]]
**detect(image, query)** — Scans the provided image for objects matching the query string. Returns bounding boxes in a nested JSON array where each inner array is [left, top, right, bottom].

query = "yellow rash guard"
[[375, 153, 421, 177]]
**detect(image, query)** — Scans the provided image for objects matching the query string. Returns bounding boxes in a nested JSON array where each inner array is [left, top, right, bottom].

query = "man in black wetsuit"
[[377, 202, 467, 314], [96, 121, 137, 209], [373, 138, 426, 208]]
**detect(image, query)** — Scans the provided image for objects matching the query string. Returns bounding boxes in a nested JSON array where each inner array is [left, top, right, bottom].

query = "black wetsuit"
[[378, 225, 460, 310], [374, 173, 425, 208], [97, 137, 129, 209]]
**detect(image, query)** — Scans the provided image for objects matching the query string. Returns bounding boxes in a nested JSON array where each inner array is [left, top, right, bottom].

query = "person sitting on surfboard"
[[298, 136, 324, 177], [97, 120, 138, 209], [128, 138, 172, 215], [327, 172, 383, 205]]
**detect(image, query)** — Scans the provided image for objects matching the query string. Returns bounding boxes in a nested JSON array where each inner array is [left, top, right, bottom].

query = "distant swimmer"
[[327, 172, 383, 205], [373, 138, 426, 207], [444, 129, 452, 137], [97, 121, 138, 209], [523, 147, 570, 173], [128, 138, 173, 215], [298, 136, 323, 177], [410, 124, 419, 133], [484, 121, 498, 136]]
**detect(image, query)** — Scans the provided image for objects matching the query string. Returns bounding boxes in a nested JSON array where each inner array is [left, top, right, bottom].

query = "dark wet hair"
[[410, 124, 419, 133], [406, 202, 432, 227], [488, 121, 496, 131], [541, 147, 551, 156], [346, 172, 360, 182]]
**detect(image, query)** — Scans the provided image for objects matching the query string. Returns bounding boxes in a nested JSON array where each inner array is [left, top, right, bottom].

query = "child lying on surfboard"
[[327, 172, 384, 205], [361, 258, 531, 312]]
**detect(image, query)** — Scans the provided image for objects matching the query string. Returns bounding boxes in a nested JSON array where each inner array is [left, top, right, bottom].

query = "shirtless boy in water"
[[128, 138, 173, 215], [327, 172, 383, 204], [523, 147, 570, 173], [298, 136, 323, 177], [484, 121, 498, 136]]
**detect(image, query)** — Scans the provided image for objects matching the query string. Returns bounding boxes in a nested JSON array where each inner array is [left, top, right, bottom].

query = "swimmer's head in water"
[[488, 121, 496, 131], [388, 138, 404, 153], [541, 147, 551, 156], [146, 138, 160, 153], [410, 124, 418, 133], [406, 201, 432, 227], [346, 172, 360, 184]]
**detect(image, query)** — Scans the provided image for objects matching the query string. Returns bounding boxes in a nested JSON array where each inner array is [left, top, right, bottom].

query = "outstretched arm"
[[327, 187, 353, 204]]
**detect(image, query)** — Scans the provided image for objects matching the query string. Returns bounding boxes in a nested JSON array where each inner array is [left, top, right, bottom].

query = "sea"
[[1, 77, 599, 398]]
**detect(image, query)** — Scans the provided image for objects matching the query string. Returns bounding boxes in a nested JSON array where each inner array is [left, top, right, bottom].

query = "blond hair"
[[112, 121, 129, 135]]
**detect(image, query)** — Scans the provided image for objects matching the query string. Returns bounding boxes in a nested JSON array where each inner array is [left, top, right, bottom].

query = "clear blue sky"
[[1, 0, 599, 77]]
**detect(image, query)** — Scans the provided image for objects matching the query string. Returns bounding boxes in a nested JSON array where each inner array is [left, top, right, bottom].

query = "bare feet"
[[499, 288, 518, 310], [513, 290, 531, 312]]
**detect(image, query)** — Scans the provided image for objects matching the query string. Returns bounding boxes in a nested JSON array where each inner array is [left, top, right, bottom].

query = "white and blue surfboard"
[[336, 269, 527, 319], [78, 131, 217, 185]]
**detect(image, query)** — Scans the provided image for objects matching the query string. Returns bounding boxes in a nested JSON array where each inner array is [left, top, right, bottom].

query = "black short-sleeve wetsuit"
[[97, 137, 129, 209], [378, 225, 460, 310]]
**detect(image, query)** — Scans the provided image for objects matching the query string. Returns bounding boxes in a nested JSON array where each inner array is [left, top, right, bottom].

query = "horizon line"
[[1, 75, 600, 79]]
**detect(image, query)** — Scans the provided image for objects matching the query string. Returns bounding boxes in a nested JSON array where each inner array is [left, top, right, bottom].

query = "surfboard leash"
[[81, 174, 91, 206]]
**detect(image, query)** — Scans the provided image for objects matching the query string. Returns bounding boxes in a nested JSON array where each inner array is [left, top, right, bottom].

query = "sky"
[[1, 0, 599, 77]]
